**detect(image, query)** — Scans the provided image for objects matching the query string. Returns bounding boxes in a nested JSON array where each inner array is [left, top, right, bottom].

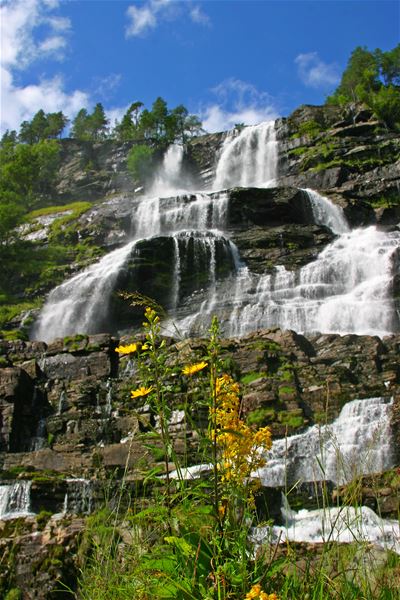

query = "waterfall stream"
[[256, 397, 394, 487], [0, 481, 33, 519], [31, 120, 399, 342]]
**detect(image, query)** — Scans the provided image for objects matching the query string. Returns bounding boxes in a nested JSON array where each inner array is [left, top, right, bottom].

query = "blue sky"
[[1, 0, 398, 134]]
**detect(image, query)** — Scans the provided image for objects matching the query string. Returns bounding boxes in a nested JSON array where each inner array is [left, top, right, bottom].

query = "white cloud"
[[125, 0, 210, 37], [106, 105, 130, 129], [1, 68, 89, 132], [0, 0, 89, 132], [190, 5, 210, 26], [201, 78, 279, 133], [295, 52, 340, 89], [38, 35, 67, 54], [0, 0, 71, 68]]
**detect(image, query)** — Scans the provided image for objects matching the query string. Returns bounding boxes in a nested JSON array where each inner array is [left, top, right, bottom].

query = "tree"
[[375, 45, 400, 86], [151, 97, 169, 142], [114, 101, 144, 142], [71, 108, 91, 140], [90, 103, 109, 140], [46, 111, 69, 138], [126, 145, 154, 181], [327, 44, 400, 130], [330, 46, 380, 104], [19, 120, 36, 145]]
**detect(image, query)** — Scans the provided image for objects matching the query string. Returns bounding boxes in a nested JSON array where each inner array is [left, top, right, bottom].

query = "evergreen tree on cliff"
[[328, 44, 400, 130]]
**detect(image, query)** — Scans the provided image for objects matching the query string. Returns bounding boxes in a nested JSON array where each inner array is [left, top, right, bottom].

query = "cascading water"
[[256, 397, 394, 487], [252, 503, 400, 555], [213, 121, 278, 189], [0, 481, 33, 519], [175, 189, 399, 338], [32, 120, 399, 342], [32, 155, 233, 342]]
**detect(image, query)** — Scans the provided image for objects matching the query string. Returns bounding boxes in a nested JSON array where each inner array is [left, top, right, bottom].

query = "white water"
[[32, 121, 399, 341], [174, 188, 399, 338], [256, 397, 394, 487], [214, 121, 278, 189], [0, 481, 33, 519], [252, 501, 400, 555]]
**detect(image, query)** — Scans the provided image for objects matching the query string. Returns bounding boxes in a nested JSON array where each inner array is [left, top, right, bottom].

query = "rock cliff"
[[1, 102, 399, 597]]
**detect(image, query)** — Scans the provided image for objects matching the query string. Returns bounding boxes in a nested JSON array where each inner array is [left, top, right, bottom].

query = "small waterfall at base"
[[252, 502, 400, 555], [256, 397, 394, 487], [213, 121, 278, 189], [0, 481, 33, 519]]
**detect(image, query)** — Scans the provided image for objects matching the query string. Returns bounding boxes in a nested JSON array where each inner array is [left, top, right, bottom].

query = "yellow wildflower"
[[131, 386, 153, 399], [244, 584, 279, 600], [210, 374, 272, 489], [182, 361, 208, 376], [115, 343, 139, 354]]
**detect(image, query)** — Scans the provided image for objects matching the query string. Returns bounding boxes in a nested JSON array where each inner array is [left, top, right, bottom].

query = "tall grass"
[[75, 307, 400, 600]]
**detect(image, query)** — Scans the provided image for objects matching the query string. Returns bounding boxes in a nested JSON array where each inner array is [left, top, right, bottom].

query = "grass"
[[73, 312, 399, 600], [2, 309, 399, 599], [26, 201, 92, 221]]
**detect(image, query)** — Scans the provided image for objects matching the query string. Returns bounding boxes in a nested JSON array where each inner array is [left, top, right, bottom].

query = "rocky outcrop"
[[0, 329, 398, 476], [0, 514, 85, 599]]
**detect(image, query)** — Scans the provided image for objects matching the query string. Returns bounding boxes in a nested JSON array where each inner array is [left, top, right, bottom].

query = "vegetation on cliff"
[[327, 44, 400, 130]]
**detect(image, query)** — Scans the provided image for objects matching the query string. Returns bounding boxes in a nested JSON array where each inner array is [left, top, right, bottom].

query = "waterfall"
[[148, 144, 187, 196], [256, 397, 394, 487], [213, 121, 278, 189], [252, 503, 400, 555], [305, 187, 349, 235], [32, 185, 232, 342], [64, 478, 94, 514], [176, 190, 399, 338], [32, 240, 138, 341], [0, 481, 33, 519], [31, 119, 399, 342]]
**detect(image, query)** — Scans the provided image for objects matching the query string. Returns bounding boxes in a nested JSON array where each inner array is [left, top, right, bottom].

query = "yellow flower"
[[130, 386, 153, 399], [182, 361, 208, 376], [245, 584, 279, 600], [115, 343, 139, 354]]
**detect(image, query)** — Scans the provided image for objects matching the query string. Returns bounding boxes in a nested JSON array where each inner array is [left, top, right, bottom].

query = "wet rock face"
[[0, 329, 399, 597], [0, 367, 42, 453], [0, 514, 85, 599], [0, 329, 398, 476]]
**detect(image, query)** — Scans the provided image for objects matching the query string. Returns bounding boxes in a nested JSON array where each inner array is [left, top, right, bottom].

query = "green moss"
[[278, 410, 304, 428], [5, 589, 23, 600], [370, 193, 400, 208], [0, 299, 41, 330], [288, 146, 309, 157], [240, 371, 267, 385], [0, 329, 28, 341], [27, 201, 92, 220], [246, 407, 276, 426], [291, 119, 323, 139], [36, 510, 53, 530]]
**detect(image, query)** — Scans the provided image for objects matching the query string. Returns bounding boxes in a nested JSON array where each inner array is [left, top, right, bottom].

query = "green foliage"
[[0, 139, 61, 214], [240, 371, 267, 385], [71, 103, 109, 141], [18, 109, 68, 144], [113, 97, 203, 145], [292, 119, 322, 139], [327, 44, 400, 130], [126, 145, 155, 182], [27, 201, 91, 220], [246, 407, 276, 426], [4, 589, 23, 600]]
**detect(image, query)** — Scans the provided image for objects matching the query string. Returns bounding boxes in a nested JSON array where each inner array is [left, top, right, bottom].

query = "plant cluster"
[[78, 310, 279, 599], [327, 44, 400, 130]]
